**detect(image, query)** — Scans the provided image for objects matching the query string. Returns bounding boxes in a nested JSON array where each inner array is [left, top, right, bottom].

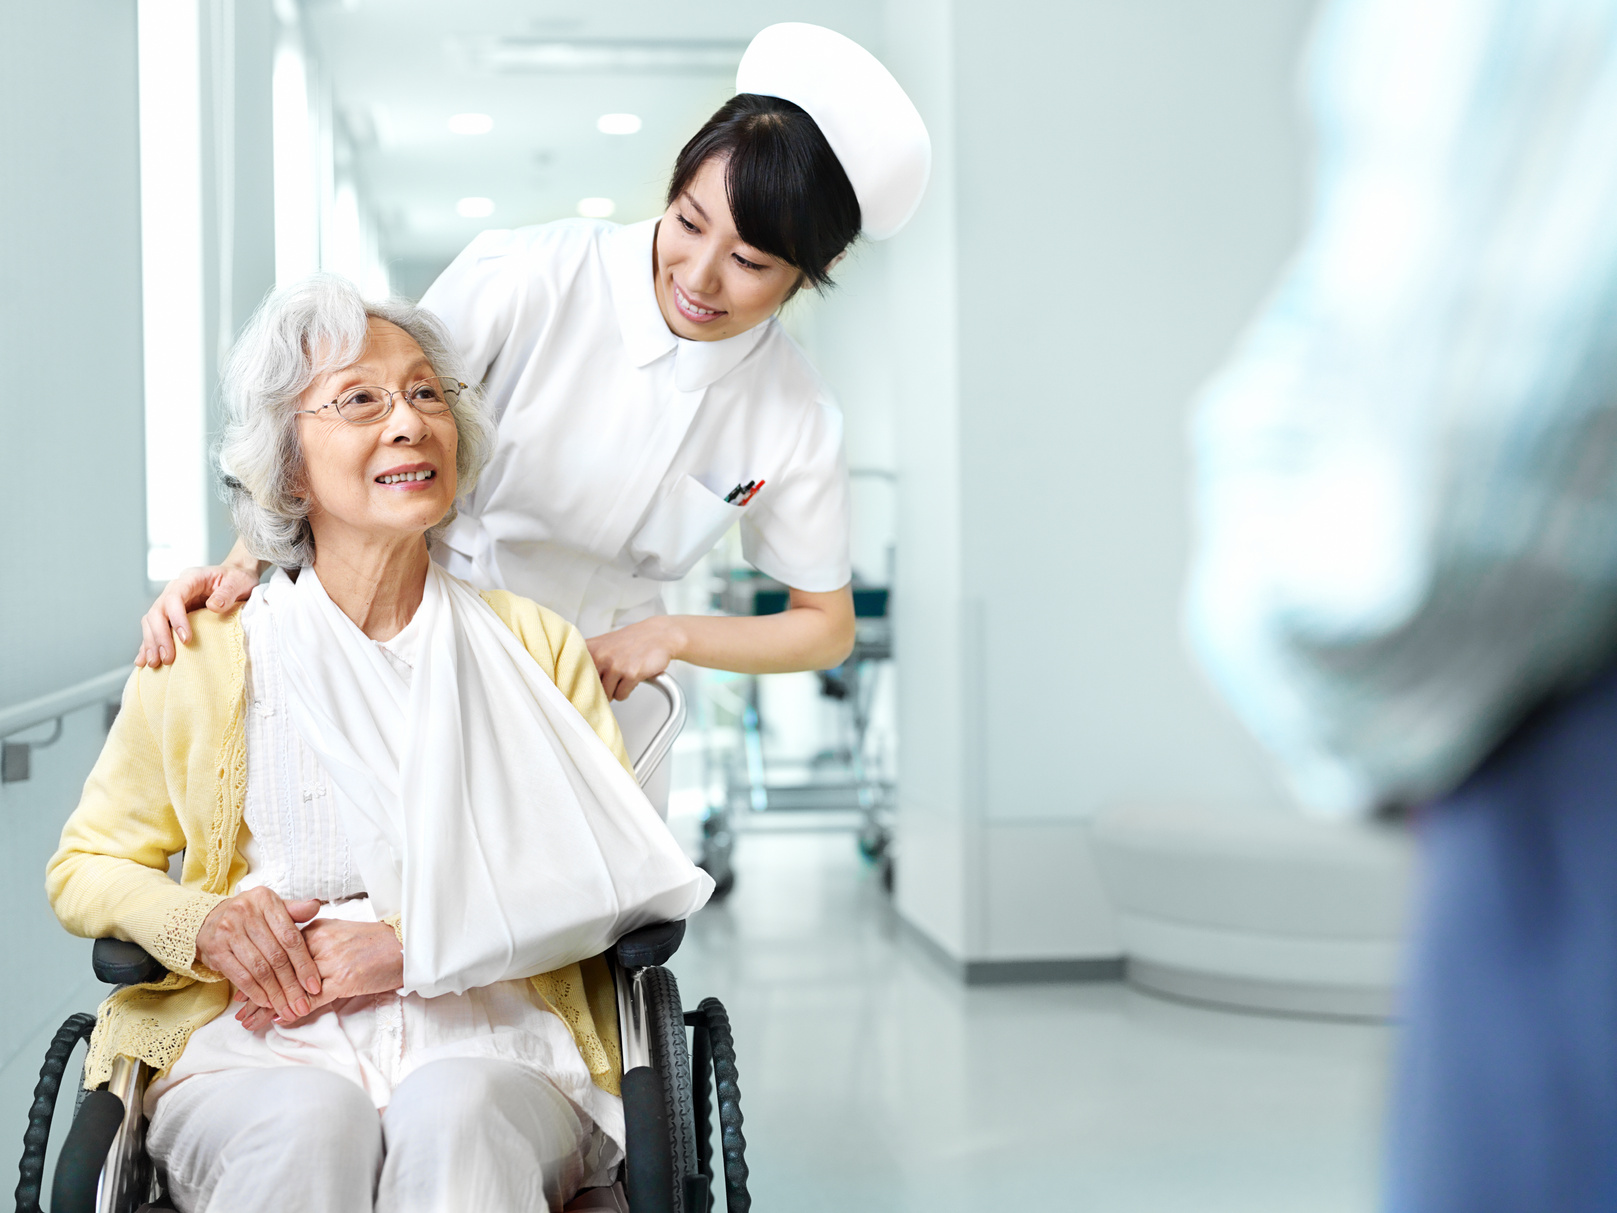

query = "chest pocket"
[[626, 475, 747, 581]]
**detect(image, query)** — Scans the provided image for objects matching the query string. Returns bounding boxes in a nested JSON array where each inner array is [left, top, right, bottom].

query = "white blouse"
[[232, 591, 372, 903], [145, 593, 623, 1175], [422, 217, 853, 638]]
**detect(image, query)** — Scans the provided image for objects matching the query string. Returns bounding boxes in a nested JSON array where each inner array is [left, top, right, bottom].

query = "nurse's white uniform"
[[422, 216, 853, 636], [420, 217, 854, 783]]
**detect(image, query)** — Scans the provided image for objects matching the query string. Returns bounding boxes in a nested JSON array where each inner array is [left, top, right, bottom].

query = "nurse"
[[136, 22, 929, 786]]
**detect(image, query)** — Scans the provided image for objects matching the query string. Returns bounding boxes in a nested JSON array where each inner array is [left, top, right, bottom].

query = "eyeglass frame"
[[293, 377, 469, 425]]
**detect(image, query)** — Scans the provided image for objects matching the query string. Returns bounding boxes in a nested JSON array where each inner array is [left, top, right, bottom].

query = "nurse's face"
[[654, 156, 802, 342], [295, 318, 460, 551]]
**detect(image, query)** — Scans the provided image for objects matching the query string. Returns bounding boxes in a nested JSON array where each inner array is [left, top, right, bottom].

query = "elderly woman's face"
[[295, 318, 458, 545]]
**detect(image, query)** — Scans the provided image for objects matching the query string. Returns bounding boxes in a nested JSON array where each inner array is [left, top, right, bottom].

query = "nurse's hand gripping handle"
[[632, 674, 686, 786]]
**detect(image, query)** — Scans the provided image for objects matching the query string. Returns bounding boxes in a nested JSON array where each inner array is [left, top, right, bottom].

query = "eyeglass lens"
[[334, 378, 458, 422]]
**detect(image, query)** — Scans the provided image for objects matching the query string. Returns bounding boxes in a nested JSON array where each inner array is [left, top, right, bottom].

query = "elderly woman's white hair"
[[217, 274, 494, 568]]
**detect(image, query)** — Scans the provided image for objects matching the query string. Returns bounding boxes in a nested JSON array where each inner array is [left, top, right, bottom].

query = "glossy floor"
[[667, 831, 1392, 1213]]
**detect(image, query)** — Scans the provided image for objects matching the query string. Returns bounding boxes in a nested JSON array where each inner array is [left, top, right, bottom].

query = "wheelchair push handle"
[[631, 673, 686, 786]]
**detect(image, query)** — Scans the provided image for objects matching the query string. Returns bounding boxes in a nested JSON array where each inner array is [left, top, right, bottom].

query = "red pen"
[[738, 479, 766, 506]]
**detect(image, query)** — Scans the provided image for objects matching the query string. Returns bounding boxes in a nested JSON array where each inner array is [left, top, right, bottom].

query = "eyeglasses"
[[295, 377, 467, 425]]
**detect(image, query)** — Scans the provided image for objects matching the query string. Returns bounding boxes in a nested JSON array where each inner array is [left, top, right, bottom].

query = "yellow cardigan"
[[47, 589, 631, 1094]]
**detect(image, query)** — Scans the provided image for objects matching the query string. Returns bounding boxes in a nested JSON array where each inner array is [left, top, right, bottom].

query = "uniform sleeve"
[[419, 229, 538, 426], [45, 669, 226, 980], [740, 394, 853, 592]]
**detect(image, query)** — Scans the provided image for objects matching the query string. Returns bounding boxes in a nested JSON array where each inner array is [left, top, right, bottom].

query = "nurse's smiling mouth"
[[671, 281, 727, 324], [374, 462, 438, 490]]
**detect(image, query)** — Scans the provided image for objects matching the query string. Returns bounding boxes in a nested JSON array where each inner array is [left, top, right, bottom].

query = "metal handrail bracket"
[[0, 668, 127, 741], [0, 667, 127, 785]]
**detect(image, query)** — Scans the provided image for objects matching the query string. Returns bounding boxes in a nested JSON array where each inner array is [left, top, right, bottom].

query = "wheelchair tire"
[[623, 966, 698, 1213], [15, 1012, 96, 1213]]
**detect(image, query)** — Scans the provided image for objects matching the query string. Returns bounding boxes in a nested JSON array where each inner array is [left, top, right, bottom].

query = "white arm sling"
[[265, 563, 712, 998]]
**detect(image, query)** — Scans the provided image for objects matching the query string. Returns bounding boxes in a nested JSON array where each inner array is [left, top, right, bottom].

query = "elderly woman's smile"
[[374, 464, 437, 488]]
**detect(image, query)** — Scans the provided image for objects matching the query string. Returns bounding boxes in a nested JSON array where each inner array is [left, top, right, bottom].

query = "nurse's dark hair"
[[667, 94, 861, 290]]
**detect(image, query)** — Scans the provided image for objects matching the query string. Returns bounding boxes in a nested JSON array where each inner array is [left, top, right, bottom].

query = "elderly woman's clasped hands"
[[195, 888, 403, 1031]]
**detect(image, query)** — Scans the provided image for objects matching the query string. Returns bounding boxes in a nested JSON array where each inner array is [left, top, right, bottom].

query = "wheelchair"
[[14, 676, 749, 1213]]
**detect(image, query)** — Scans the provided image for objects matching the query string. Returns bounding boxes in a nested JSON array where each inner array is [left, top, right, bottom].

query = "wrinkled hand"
[[587, 618, 685, 701], [237, 918, 403, 1032], [196, 888, 323, 1022], [136, 564, 260, 668]]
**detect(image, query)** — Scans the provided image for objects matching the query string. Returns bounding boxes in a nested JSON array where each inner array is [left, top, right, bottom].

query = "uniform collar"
[[604, 218, 771, 393]]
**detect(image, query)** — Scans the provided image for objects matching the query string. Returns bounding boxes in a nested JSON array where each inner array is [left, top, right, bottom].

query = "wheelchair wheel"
[[16, 1013, 96, 1213], [623, 966, 699, 1213]]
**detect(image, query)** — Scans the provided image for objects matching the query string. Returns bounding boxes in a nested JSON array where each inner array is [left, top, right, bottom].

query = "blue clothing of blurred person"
[[1188, 0, 1617, 1208]]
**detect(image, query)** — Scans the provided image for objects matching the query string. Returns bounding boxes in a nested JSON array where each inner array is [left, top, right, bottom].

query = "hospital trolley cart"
[[699, 574, 895, 899]]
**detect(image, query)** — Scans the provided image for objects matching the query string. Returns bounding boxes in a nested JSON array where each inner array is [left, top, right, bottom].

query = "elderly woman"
[[46, 277, 707, 1213]]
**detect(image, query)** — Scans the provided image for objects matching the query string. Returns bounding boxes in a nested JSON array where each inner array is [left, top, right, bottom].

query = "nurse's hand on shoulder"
[[135, 539, 264, 668], [135, 565, 258, 667], [588, 618, 685, 701]]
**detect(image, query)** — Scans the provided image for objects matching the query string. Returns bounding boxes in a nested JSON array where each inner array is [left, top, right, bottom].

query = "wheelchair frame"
[[15, 675, 750, 1213]]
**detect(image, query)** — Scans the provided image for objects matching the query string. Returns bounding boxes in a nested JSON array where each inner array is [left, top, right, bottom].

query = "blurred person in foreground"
[[1188, 1, 1617, 1209]]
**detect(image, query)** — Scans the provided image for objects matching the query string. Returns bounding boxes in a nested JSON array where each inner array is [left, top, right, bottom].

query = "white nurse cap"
[[735, 22, 931, 241]]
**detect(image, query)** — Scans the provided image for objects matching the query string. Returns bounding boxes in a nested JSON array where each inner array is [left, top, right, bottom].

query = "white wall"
[[885, 0, 1319, 969], [1, 2, 150, 711]]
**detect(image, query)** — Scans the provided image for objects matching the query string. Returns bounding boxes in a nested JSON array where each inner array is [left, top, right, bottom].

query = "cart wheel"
[[699, 814, 736, 901], [707, 867, 736, 900], [857, 827, 889, 861]]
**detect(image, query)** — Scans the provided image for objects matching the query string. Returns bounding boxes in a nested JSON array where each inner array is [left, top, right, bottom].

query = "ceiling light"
[[596, 113, 642, 135], [448, 113, 494, 135], [457, 197, 495, 218], [576, 197, 616, 219], [467, 37, 747, 75]]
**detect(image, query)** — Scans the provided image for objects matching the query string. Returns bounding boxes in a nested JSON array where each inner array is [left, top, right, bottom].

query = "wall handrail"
[[0, 668, 129, 742]]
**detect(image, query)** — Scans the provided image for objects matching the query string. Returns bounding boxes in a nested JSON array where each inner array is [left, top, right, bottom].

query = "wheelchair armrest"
[[614, 920, 685, 969], [92, 938, 168, 985]]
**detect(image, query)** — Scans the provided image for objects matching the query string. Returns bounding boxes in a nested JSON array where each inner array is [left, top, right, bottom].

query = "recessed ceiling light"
[[457, 197, 495, 218], [470, 37, 747, 74], [448, 113, 494, 135], [596, 113, 642, 136], [577, 197, 616, 219]]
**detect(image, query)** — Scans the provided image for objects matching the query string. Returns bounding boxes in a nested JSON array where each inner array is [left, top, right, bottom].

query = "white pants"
[[147, 1059, 589, 1213]]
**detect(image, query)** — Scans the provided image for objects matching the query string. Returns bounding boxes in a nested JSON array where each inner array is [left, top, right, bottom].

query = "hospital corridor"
[[6, 0, 1614, 1211], [668, 833, 1389, 1211]]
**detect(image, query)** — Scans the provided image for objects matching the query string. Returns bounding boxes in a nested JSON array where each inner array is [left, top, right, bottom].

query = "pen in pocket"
[[724, 479, 757, 504]]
